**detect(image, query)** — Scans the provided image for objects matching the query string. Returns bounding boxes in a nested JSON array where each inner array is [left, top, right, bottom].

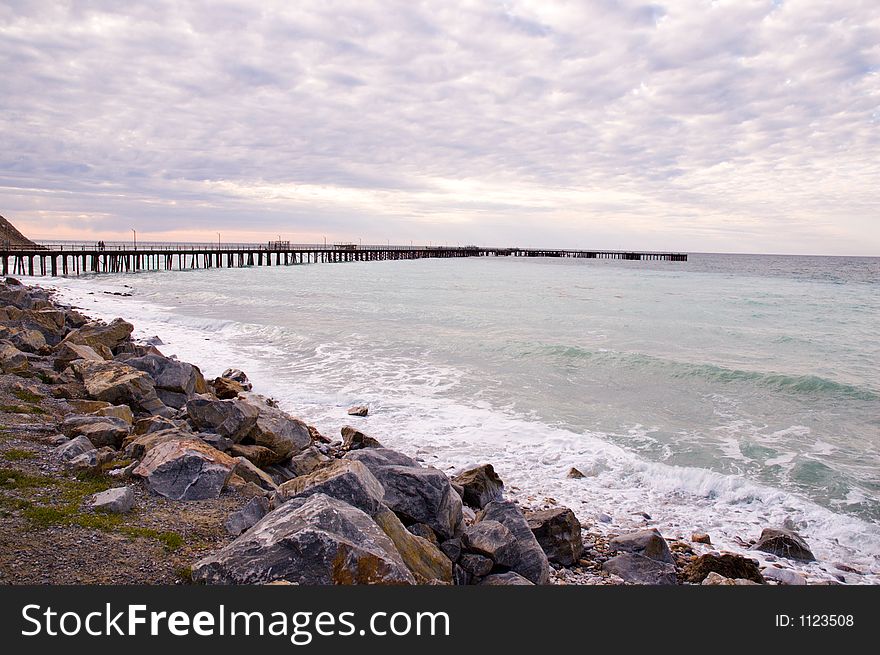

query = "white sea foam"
[[35, 272, 880, 584]]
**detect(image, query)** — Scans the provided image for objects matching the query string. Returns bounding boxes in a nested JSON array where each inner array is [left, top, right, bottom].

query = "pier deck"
[[0, 243, 688, 277]]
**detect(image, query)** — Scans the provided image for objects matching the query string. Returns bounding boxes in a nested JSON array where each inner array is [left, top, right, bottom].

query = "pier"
[[0, 243, 688, 277]]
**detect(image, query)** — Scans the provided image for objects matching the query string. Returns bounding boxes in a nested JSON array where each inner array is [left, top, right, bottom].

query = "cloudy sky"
[[1, 1, 878, 254]]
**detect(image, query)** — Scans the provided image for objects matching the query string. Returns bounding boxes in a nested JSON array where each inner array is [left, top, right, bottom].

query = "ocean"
[[38, 252, 880, 581]]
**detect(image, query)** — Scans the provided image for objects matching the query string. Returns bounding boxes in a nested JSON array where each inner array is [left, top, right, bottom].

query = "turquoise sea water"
[[44, 253, 880, 579]]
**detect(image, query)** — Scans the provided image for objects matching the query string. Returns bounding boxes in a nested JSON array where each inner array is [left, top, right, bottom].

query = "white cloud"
[[0, 0, 877, 254]]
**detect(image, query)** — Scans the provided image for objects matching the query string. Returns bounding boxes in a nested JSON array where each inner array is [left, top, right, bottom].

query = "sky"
[[0, 0, 878, 255]]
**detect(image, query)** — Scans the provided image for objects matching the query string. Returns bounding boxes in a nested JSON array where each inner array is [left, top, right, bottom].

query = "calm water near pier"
[[42, 253, 880, 579]]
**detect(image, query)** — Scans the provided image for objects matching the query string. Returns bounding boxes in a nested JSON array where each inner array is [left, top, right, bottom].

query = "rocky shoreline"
[[0, 277, 860, 585]]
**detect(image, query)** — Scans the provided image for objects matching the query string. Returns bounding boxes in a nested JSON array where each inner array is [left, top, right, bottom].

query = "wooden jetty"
[[0, 243, 688, 277]]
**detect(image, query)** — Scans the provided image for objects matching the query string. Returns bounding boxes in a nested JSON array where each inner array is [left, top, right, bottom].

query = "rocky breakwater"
[[0, 277, 854, 586]]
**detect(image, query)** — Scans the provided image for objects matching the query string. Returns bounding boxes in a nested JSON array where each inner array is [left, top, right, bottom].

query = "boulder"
[[124, 353, 207, 398], [603, 553, 678, 585], [567, 467, 586, 479], [525, 507, 584, 566], [123, 428, 191, 459], [762, 567, 807, 585], [477, 500, 550, 585], [53, 342, 105, 370], [61, 318, 133, 351], [459, 553, 493, 577], [352, 460, 463, 540], [373, 505, 453, 584], [232, 457, 280, 492], [244, 396, 311, 462], [289, 446, 331, 476], [461, 520, 520, 568], [479, 572, 534, 586], [66, 399, 113, 414], [93, 404, 134, 424], [211, 376, 245, 400], [66, 446, 116, 473], [345, 447, 418, 469], [0, 341, 28, 373], [156, 389, 188, 410], [88, 486, 135, 514], [50, 435, 95, 463], [221, 368, 252, 390], [279, 459, 385, 516], [408, 523, 439, 545], [453, 464, 504, 509], [609, 529, 674, 565], [225, 496, 270, 536], [68, 419, 129, 449], [72, 359, 170, 416], [192, 493, 415, 585], [5, 327, 46, 353], [702, 572, 761, 586], [341, 425, 382, 450], [691, 532, 712, 545], [682, 553, 765, 584], [440, 538, 462, 563], [186, 395, 259, 442], [133, 415, 180, 436], [752, 528, 816, 561], [347, 405, 369, 417], [133, 438, 237, 500], [229, 443, 277, 468]]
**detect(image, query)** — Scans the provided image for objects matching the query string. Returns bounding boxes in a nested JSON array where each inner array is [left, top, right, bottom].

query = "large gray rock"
[[66, 446, 116, 473], [50, 435, 96, 463], [186, 395, 259, 442], [348, 457, 464, 541], [88, 486, 135, 514], [243, 394, 311, 462], [453, 464, 504, 509], [753, 528, 816, 561], [609, 529, 674, 565], [278, 459, 385, 516], [603, 553, 678, 585], [61, 318, 133, 351], [72, 359, 170, 416], [225, 496, 270, 536], [461, 520, 520, 568], [61, 415, 130, 449], [124, 354, 207, 399], [477, 500, 550, 585], [232, 457, 279, 492], [192, 493, 416, 585], [132, 438, 237, 500], [373, 505, 453, 584], [345, 447, 419, 469], [526, 507, 584, 566]]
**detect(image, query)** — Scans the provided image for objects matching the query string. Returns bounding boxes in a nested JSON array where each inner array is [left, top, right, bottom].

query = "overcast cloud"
[[1, 0, 878, 254]]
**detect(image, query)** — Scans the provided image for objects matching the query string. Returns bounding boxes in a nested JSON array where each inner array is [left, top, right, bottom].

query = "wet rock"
[[61, 318, 133, 351], [374, 505, 453, 584], [279, 459, 385, 516], [453, 464, 504, 509], [289, 446, 331, 477], [225, 496, 270, 536], [50, 435, 96, 463], [211, 376, 245, 399], [525, 507, 584, 566], [762, 567, 807, 585], [753, 528, 816, 561], [609, 529, 674, 565], [88, 486, 135, 514], [567, 467, 586, 479], [702, 572, 760, 586], [186, 395, 259, 442], [477, 500, 550, 585], [479, 572, 534, 586], [602, 553, 677, 585], [133, 438, 237, 500], [682, 552, 764, 584], [221, 368, 252, 391], [192, 493, 415, 585], [341, 425, 382, 450], [72, 359, 170, 416], [691, 532, 712, 545], [461, 520, 520, 568], [347, 405, 369, 417]]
